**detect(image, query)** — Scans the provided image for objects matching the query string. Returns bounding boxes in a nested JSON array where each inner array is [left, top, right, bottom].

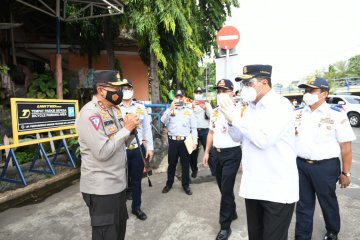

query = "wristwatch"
[[342, 171, 351, 177]]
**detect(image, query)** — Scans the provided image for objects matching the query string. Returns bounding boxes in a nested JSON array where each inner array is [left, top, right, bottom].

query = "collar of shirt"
[[249, 89, 276, 109], [120, 100, 135, 107], [92, 96, 112, 110], [91, 95, 98, 104], [303, 101, 328, 114]]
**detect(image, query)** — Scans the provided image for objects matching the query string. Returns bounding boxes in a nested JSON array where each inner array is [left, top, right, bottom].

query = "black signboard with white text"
[[16, 101, 77, 132]]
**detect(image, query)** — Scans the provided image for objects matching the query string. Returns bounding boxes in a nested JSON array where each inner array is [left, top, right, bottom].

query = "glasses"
[[122, 87, 133, 91], [217, 89, 232, 94], [241, 78, 258, 87], [100, 85, 120, 91]]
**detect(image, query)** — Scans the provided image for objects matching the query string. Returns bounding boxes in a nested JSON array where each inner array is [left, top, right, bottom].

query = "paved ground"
[[0, 128, 359, 240]]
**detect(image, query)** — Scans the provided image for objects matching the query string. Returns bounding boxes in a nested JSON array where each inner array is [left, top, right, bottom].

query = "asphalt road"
[[347, 127, 360, 198], [0, 128, 359, 240]]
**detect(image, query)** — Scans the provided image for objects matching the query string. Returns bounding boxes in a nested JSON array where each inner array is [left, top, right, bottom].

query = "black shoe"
[[232, 211, 238, 220], [183, 186, 193, 195], [216, 228, 232, 240], [324, 232, 338, 240], [126, 191, 132, 201], [162, 186, 171, 193], [191, 170, 198, 178], [132, 209, 147, 221]]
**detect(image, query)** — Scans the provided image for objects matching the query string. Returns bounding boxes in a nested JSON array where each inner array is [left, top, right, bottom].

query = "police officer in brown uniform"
[[76, 70, 139, 240]]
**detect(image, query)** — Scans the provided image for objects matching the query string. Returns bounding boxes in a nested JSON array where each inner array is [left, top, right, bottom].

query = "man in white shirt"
[[203, 79, 241, 240], [295, 78, 356, 240], [219, 65, 299, 240]]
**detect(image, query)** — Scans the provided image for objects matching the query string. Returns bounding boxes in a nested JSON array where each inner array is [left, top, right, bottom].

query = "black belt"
[[297, 156, 338, 164], [197, 128, 208, 131], [213, 146, 240, 154]]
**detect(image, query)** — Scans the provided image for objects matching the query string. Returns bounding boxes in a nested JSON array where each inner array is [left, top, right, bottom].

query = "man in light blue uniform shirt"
[[161, 90, 197, 195], [119, 79, 154, 221], [190, 86, 212, 178]]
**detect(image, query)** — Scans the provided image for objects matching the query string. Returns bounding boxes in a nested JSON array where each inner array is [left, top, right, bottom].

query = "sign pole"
[[205, 66, 208, 98], [225, 49, 229, 79]]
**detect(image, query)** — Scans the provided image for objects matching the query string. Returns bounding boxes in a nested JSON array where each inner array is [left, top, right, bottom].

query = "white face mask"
[[240, 87, 257, 102], [302, 93, 319, 106], [122, 90, 133, 100], [194, 94, 203, 100], [217, 93, 227, 106]]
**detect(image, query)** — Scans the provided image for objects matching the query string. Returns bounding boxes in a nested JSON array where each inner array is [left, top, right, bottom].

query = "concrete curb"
[[0, 168, 80, 212]]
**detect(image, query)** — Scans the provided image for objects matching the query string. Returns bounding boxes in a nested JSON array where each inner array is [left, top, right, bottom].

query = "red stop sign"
[[216, 26, 240, 50]]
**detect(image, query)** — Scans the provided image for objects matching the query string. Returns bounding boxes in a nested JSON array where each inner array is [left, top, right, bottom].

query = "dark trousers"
[[190, 128, 208, 173], [295, 157, 341, 240], [245, 199, 295, 240], [126, 144, 145, 212], [82, 191, 128, 240], [166, 138, 190, 188], [214, 146, 241, 229]]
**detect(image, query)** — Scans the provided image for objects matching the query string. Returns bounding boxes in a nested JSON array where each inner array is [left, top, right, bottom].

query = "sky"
[[224, 0, 360, 86]]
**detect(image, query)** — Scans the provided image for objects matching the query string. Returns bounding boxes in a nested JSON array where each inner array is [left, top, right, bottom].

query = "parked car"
[[326, 94, 360, 127]]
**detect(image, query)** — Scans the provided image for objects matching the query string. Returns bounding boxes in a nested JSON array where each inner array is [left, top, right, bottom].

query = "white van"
[[326, 94, 360, 127]]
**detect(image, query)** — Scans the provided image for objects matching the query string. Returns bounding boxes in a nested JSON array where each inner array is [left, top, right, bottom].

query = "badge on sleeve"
[[89, 115, 101, 130]]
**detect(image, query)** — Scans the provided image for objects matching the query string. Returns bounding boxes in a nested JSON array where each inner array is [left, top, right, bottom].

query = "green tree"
[[123, 0, 238, 102], [65, 0, 238, 102], [348, 55, 360, 75], [65, 7, 103, 68]]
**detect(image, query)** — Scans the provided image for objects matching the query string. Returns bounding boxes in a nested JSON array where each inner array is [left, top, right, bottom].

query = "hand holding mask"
[[218, 94, 238, 124]]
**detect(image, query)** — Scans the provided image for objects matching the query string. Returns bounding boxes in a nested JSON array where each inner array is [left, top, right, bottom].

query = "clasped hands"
[[123, 113, 140, 132]]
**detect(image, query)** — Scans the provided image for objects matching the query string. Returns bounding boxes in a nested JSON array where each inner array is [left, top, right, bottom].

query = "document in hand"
[[184, 134, 194, 154]]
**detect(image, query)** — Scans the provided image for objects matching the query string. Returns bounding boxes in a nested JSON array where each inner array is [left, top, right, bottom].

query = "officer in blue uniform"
[[203, 79, 241, 240], [161, 90, 198, 195], [119, 79, 154, 221], [190, 87, 212, 178], [295, 77, 356, 240]]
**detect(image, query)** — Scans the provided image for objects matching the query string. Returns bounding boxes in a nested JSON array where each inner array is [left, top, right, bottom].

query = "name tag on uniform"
[[104, 120, 114, 126], [320, 117, 334, 124]]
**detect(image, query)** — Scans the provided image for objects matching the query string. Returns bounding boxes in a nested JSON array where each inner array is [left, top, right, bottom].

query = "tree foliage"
[[65, 0, 238, 101], [122, 0, 238, 101], [65, 6, 103, 68]]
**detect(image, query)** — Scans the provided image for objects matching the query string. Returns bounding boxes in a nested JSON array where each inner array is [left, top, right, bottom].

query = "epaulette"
[[330, 105, 342, 112], [294, 106, 304, 111]]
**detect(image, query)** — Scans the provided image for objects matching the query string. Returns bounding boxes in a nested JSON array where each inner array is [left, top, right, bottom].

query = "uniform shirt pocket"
[[316, 123, 335, 143], [182, 121, 189, 127]]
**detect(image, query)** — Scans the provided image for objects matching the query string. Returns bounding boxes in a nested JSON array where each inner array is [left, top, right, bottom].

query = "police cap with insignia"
[[93, 70, 122, 86], [235, 64, 272, 82], [298, 77, 329, 91], [214, 79, 234, 91], [194, 87, 203, 93], [175, 89, 185, 97], [119, 78, 133, 88]]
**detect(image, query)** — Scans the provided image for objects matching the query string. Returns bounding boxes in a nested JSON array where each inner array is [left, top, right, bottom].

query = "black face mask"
[[105, 89, 123, 105]]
